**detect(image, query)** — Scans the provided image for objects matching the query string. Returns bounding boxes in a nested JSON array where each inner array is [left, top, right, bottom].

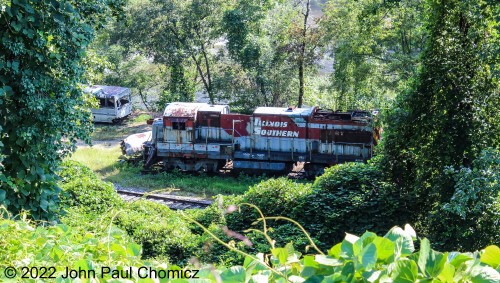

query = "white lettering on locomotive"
[[253, 118, 299, 137], [255, 119, 288, 128]]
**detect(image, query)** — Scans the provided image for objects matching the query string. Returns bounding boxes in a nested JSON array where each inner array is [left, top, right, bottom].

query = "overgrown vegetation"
[[71, 146, 267, 196], [91, 0, 432, 111], [382, 0, 500, 250], [195, 161, 406, 264], [1, 0, 499, 279], [58, 160, 199, 264], [3, 162, 500, 282], [0, 0, 125, 220], [4, 212, 500, 282]]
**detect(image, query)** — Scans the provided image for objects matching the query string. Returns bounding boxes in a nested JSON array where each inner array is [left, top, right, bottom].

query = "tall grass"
[[70, 146, 263, 197]]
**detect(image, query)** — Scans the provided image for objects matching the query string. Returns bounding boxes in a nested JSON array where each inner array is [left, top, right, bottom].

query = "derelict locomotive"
[[143, 102, 380, 176]]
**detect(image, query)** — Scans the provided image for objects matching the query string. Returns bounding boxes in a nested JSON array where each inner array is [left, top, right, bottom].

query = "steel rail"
[[116, 189, 212, 210]]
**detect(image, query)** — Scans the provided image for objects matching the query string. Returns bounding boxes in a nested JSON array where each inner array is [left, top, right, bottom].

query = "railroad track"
[[116, 189, 212, 210]]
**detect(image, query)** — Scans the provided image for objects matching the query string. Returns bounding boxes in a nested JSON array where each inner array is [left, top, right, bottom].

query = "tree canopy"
[[0, 0, 123, 220], [382, 0, 500, 249]]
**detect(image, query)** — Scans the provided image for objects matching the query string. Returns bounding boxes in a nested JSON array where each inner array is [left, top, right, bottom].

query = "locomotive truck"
[[142, 102, 380, 176]]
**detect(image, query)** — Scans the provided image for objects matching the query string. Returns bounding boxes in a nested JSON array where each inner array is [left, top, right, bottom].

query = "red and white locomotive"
[[143, 102, 380, 176]]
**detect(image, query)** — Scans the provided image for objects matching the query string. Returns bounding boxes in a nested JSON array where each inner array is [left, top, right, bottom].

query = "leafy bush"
[[0, 217, 148, 281], [298, 161, 406, 248], [2, 209, 500, 282], [226, 178, 312, 231], [113, 200, 200, 264], [58, 160, 200, 265], [428, 148, 500, 250], [58, 160, 123, 214], [196, 166, 407, 262], [189, 179, 313, 264], [207, 224, 500, 283]]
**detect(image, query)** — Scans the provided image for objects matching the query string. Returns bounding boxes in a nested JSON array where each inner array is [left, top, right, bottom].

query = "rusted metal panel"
[[220, 114, 251, 137], [121, 131, 152, 155], [163, 102, 208, 118], [85, 85, 130, 98], [253, 106, 315, 117]]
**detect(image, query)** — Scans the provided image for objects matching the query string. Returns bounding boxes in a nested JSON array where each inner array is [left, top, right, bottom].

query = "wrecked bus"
[[86, 85, 132, 123]]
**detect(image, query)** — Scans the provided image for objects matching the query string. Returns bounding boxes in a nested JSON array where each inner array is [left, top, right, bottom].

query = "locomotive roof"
[[85, 85, 130, 98], [198, 104, 229, 113], [253, 106, 315, 117], [163, 102, 210, 118]]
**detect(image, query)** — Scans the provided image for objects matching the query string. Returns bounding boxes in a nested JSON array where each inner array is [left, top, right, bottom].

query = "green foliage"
[[113, 200, 199, 264], [106, 53, 170, 111], [196, 223, 500, 283], [382, 0, 500, 250], [198, 166, 405, 262], [299, 162, 405, 248], [321, 0, 427, 110], [0, 0, 124, 220], [112, 0, 229, 104], [225, 178, 313, 232], [4, 214, 500, 282], [443, 148, 500, 220], [57, 160, 200, 264], [428, 148, 500, 251], [192, 178, 314, 264], [0, 217, 150, 281], [58, 160, 123, 215], [131, 113, 153, 123], [222, 0, 305, 109]]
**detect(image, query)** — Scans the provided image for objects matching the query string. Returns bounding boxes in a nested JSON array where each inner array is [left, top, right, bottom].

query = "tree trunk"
[[138, 89, 151, 111], [298, 59, 304, 108], [298, 0, 310, 108]]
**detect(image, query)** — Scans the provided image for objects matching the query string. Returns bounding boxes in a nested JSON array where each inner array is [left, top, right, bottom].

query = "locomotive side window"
[[172, 122, 186, 130], [199, 113, 221, 127]]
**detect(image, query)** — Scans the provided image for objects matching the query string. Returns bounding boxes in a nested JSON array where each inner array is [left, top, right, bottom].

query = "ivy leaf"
[[360, 243, 377, 271], [385, 227, 414, 256], [437, 262, 455, 283], [220, 266, 246, 283], [372, 237, 395, 262], [448, 252, 473, 268], [328, 243, 342, 258], [315, 255, 343, 267], [470, 266, 500, 283], [392, 260, 418, 283], [0, 189, 6, 202], [271, 247, 288, 265], [480, 246, 500, 269]]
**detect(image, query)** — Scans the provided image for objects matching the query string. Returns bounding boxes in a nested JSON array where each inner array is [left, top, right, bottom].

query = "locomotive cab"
[[146, 103, 232, 172]]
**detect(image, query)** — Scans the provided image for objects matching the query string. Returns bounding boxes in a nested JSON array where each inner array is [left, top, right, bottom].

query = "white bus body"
[[86, 85, 132, 123]]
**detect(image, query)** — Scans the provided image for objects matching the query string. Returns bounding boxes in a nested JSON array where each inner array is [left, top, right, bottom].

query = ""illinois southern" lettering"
[[255, 120, 288, 127], [258, 129, 299, 138], [253, 118, 299, 137]]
